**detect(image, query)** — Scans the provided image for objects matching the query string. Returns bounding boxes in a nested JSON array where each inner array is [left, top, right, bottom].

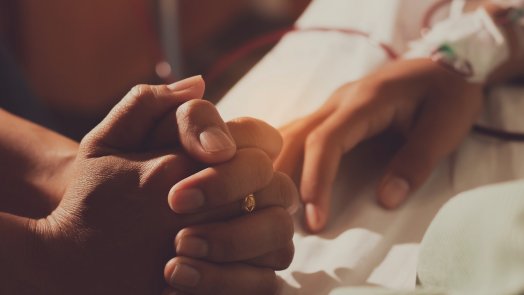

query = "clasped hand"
[[30, 76, 297, 295]]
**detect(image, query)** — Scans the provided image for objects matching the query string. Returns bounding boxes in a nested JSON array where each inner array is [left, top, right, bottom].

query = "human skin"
[[275, 1, 524, 233], [0, 109, 77, 218], [0, 76, 209, 218], [161, 101, 297, 294], [0, 77, 297, 294]]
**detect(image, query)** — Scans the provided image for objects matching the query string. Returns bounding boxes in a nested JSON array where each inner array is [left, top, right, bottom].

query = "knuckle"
[[355, 77, 389, 96], [130, 84, 155, 101], [279, 121, 301, 138], [125, 84, 159, 111], [152, 154, 179, 175], [79, 133, 97, 151], [230, 117, 265, 135], [176, 99, 214, 122], [141, 154, 179, 188]]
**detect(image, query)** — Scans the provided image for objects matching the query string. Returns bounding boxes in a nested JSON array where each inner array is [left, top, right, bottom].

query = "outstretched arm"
[[276, 0, 524, 232]]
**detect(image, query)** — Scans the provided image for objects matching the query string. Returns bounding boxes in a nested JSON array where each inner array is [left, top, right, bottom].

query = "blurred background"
[[0, 0, 311, 138], [179, 0, 311, 101]]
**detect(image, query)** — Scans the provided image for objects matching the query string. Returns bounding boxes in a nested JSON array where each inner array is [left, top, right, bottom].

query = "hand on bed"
[[29, 77, 296, 294], [275, 58, 484, 233]]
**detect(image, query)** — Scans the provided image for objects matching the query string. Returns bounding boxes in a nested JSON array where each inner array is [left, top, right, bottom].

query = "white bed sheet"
[[216, 0, 524, 294]]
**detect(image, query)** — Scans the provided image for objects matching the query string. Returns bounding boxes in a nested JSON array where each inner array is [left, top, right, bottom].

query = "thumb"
[[176, 99, 237, 164], [83, 76, 205, 154]]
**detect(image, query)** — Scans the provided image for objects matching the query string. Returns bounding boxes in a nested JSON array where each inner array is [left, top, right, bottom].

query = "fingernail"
[[167, 75, 203, 91], [287, 196, 300, 215], [287, 202, 299, 215], [169, 188, 205, 213], [380, 177, 410, 208], [199, 127, 235, 153], [170, 264, 201, 288], [305, 203, 326, 233], [176, 236, 208, 258]]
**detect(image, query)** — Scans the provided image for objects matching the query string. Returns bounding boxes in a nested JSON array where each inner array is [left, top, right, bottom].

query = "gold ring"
[[242, 194, 256, 213]]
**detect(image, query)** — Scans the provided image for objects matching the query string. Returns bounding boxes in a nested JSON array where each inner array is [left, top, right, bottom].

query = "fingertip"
[[173, 228, 186, 251], [377, 176, 410, 209], [168, 186, 176, 212], [167, 187, 205, 214], [164, 258, 177, 283], [164, 258, 201, 289], [287, 198, 300, 215], [193, 75, 205, 89], [167, 75, 205, 91], [165, 75, 206, 103], [304, 203, 327, 233], [299, 179, 320, 204]]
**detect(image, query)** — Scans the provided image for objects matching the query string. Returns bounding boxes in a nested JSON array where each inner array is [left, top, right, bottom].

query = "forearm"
[[0, 109, 78, 218]]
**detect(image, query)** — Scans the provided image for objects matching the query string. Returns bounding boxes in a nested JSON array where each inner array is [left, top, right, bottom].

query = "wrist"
[[365, 58, 484, 113], [0, 213, 50, 294], [405, 4, 516, 84], [0, 110, 80, 217], [27, 210, 84, 294], [38, 149, 78, 210], [485, 2, 524, 82], [371, 58, 467, 94]]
